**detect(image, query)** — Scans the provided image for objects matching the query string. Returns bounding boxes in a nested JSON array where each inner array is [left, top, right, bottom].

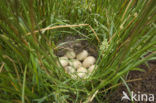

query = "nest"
[[54, 35, 99, 79]]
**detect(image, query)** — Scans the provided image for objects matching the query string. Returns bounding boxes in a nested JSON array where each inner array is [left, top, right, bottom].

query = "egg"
[[69, 59, 82, 69], [59, 57, 68, 67], [65, 66, 75, 74], [83, 56, 96, 68], [70, 74, 77, 79], [77, 67, 87, 78], [66, 50, 76, 59], [59, 56, 68, 60], [76, 50, 88, 61], [88, 65, 97, 73]]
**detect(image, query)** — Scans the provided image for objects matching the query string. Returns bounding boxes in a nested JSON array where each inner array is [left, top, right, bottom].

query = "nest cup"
[[55, 35, 99, 79]]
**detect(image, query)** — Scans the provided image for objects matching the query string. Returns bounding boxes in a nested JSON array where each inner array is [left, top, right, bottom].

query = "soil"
[[109, 61, 156, 103]]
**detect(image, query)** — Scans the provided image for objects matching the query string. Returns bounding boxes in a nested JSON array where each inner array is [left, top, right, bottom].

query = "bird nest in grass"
[[54, 36, 99, 79], [26, 24, 100, 79]]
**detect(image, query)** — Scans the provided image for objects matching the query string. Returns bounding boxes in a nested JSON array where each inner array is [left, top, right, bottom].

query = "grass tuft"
[[0, 0, 155, 102]]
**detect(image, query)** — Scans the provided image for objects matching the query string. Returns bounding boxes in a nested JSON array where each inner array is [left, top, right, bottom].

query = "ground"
[[110, 61, 156, 103]]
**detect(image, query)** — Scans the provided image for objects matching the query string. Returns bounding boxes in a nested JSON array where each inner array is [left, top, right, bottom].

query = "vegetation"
[[0, 0, 155, 102]]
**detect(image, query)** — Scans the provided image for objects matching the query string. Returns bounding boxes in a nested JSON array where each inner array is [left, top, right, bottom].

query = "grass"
[[0, 0, 156, 102]]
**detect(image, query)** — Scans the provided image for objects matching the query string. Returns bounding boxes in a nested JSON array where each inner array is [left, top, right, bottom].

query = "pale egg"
[[70, 74, 77, 79], [83, 56, 96, 68], [77, 67, 87, 78], [59, 56, 68, 60], [88, 65, 97, 73], [59, 57, 68, 67], [66, 50, 76, 59], [65, 66, 75, 74], [76, 50, 88, 61], [69, 59, 82, 69]]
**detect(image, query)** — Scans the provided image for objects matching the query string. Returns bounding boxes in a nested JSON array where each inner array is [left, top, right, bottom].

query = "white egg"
[[70, 74, 77, 79], [66, 50, 76, 59], [59, 56, 68, 60], [65, 66, 75, 74], [88, 65, 97, 73], [77, 67, 87, 78], [76, 50, 88, 61], [59, 57, 68, 67], [83, 56, 96, 68], [69, 59, 82, 69]]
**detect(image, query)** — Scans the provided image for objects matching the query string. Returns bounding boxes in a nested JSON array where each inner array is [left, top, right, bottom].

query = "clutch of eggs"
[[58, 49, 97, 79]]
